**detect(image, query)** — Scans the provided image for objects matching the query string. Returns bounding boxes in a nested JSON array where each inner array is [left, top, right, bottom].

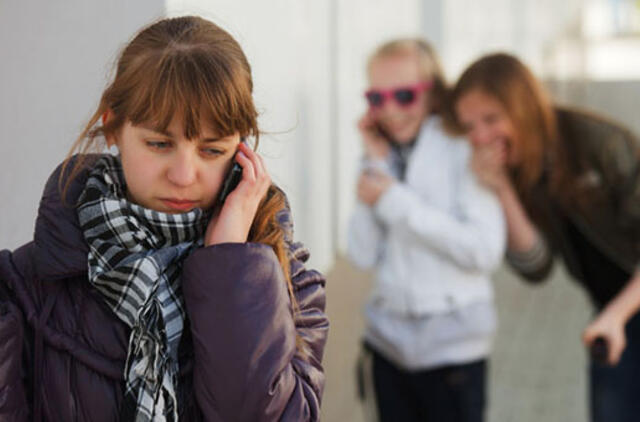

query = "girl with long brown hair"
[[452, 52, 640, 422], [0, 15, 327, 421]]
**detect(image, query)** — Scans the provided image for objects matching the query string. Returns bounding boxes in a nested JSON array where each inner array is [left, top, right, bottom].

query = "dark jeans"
[[371, 348, 486, 422], [590, 310, 640, 422]]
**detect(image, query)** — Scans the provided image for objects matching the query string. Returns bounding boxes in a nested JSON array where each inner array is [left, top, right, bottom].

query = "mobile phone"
[[590, 336, 609, 365], [374, 122, 394, 144], [217, 140, 246, 204]]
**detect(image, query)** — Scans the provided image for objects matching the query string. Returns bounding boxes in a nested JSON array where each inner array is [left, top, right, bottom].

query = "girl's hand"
[[205, 142, 271, 246], [471, 140, 510, 192], [583, 309, 627, 366], [357, 169, 394, 206], [358, 112, 391, 160]]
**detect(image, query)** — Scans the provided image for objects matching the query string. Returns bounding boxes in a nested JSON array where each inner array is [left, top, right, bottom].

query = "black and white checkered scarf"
[[77, 155, 209, 421]]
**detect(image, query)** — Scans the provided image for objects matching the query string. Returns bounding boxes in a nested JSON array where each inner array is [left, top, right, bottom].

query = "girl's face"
[[455, 88, 519, 166], [108, 116, 240, 213], [367, 54, 430, 144]]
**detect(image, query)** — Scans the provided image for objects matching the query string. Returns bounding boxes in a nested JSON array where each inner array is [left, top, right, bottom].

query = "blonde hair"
[[367, 38, 449, 114]]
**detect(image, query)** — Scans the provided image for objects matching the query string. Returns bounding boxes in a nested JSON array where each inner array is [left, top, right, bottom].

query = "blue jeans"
[[590, 310, 640, 422]]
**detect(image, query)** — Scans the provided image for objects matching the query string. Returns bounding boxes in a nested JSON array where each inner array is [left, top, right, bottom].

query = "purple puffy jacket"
[[0, 158, 329, 421]]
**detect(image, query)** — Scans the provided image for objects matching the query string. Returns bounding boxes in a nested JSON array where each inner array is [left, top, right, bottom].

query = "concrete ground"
[[320, 256, 594, 422]]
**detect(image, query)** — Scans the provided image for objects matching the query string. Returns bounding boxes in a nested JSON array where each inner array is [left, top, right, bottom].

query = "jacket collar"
[[33, 155, 98, 281]]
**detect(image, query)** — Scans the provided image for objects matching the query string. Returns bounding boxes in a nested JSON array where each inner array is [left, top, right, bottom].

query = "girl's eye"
[[146, 140, 172, 150], [201, 148, 224, 157]]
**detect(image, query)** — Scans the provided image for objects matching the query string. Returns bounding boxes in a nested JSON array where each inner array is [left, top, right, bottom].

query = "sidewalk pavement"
[[321, 256, 593, 422]]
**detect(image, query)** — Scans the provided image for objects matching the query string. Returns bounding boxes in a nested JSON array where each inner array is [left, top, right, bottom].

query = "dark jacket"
[[0, 159, 329, 421], [507, 107, 640, 283]]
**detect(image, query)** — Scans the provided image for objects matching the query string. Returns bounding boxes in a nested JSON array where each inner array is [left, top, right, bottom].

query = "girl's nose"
[[381, 97, 401, 114], [167, 150, 197, 187]]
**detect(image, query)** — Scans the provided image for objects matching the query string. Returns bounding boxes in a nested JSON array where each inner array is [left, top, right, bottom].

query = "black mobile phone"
[[374, 122, 394, 144], [590, 336, 609, 365], [218, 162, 243, 204], [217, 141, 246, 204]]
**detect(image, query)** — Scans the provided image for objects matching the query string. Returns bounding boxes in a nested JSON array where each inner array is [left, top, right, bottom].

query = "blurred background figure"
[[347, 39, 504, 422], [452, 53, 640, 422], [3, 0, 640, 421]]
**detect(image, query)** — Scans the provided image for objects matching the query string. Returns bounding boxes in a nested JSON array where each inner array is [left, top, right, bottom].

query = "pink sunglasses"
[[365, 81, 432, 108]]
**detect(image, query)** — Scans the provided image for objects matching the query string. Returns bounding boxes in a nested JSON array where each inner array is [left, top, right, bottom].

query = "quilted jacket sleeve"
[[181, 208, 328, 421]]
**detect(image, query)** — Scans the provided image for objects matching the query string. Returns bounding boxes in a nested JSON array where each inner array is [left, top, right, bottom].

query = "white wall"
[[0, 1, 164, 249], [0, 1, 424, 272], [437, 0, 584, 78]]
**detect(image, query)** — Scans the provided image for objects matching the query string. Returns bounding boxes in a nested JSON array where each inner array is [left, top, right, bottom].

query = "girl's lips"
[[160, 198, 199, 211]]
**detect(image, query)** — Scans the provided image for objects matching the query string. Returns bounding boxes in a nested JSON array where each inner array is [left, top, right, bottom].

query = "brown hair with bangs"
[[61, 16, 306, 354], [450, 53, 565, 200]]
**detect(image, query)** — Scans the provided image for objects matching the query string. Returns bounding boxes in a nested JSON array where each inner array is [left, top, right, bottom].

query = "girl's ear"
[[102, 109, 117, 147]]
